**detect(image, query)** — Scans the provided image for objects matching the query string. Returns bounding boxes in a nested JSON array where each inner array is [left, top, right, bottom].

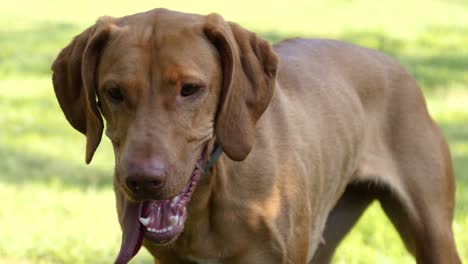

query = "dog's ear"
[[204, 14, 278, 161], [51, 19, 112, 164]]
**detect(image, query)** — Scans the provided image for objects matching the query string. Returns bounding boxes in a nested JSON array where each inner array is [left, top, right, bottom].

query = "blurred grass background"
[[0, 0, 467, 263]]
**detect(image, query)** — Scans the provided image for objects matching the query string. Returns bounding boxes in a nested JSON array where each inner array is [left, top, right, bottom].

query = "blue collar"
[[203, 145, 223, 173]]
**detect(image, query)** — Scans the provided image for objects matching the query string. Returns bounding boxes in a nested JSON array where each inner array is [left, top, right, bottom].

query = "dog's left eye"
[[180, 83, 203, 97], [106, 86, 124, 104]]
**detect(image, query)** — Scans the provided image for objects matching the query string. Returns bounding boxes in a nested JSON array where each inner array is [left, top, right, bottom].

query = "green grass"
[[0, 0, 467, 263]]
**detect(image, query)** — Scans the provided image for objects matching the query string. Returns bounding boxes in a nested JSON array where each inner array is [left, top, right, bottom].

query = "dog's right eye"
[[180, 83, 203, 97], [106, 87, 124, 104]]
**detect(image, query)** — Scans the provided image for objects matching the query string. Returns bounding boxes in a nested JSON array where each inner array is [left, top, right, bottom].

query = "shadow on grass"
[[2, 20, 467, 93], [338, 27, 468, 92], [441, 121, 468, 145], [339, 31, 406, 56], [263, 27, 468, 92], [263, 27, 468, 93], [402, 54, 468, 92], [440, 120, 468, 215], [0, 146, 112, 189], [453, 153, 468, 216]]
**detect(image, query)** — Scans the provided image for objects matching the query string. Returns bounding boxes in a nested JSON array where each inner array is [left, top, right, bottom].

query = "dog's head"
[[51, 8, 277, 263]]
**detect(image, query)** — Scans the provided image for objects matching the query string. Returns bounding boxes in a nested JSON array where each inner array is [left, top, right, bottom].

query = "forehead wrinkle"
[[165, 64, 205, 85], [131, 25, 154, 49], [157, 30, 211, 82], [99, 48, 145, 89], [103, 22, 158, 106], [100, 27, 148, 76], [148, 24, 157, 98]]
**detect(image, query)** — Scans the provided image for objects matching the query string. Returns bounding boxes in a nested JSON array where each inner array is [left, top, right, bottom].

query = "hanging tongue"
[[113, 160, 204, 264], [114, 201, 143, 264], [114, 194, 188, 264]]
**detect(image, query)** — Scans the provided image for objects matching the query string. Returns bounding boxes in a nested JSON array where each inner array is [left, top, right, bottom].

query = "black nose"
[[125, 159, 167, 196]]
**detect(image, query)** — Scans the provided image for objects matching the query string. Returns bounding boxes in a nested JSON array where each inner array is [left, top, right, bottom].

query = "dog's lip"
[[139, 205, 187, 244], [137, 153, 205, 244], [115, 148, 207, 264]]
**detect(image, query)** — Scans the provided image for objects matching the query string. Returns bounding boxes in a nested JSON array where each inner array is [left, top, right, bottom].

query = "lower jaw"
[[140, 202, 187, 244], [142, 223, 185, 244], [138, 161, 202, 244]]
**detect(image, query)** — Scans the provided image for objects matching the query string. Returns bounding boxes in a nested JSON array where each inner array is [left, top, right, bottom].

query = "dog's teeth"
[[168, 226, 173, 231], [139, 217, 151, 226], [169, 215, 178, 225], [171, 197, 179, 207]]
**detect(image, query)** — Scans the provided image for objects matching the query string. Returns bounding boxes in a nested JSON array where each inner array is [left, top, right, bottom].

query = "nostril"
[[126, 179, 140, 191], [125, 159, 167, 194], [125, 175, 165, 194], [151, 180, 160, 187]]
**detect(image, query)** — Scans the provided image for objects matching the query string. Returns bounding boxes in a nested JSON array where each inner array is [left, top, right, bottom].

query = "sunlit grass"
[[1, 0, 467, 263]]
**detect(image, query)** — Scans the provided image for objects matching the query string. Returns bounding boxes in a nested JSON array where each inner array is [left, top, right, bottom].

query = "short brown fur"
[[52, 8, 460, 263]]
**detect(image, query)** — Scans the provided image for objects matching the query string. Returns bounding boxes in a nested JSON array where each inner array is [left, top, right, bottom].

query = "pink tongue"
[[115, 200, 143, 264]]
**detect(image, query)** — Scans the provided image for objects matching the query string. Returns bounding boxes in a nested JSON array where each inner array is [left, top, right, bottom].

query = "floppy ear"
[[204, 14, 278, 161], [51, 21, 111, 164]]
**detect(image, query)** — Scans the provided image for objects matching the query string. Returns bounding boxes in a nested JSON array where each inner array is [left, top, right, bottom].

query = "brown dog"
[[52, 8, 461, 264]]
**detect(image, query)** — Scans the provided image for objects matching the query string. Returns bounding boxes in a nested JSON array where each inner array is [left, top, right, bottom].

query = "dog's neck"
[[170, 140, 235, 256], [203, 145, 223, 174]]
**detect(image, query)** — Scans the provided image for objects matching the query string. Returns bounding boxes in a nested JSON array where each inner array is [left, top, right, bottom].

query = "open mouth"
[[115, 157, 204, 264], [139, 162, 201, 243]]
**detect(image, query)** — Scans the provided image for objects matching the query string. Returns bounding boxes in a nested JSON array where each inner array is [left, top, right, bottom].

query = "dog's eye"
[[180, 83, 203, 97], [106, 87, 124, 104]]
